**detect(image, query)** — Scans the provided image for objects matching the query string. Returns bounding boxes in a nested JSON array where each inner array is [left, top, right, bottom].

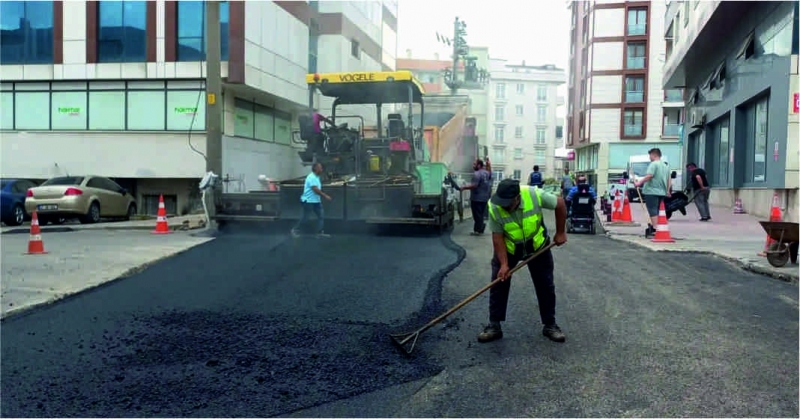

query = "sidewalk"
[[599, 200, 799, 282], [1, 214, 207, 235]]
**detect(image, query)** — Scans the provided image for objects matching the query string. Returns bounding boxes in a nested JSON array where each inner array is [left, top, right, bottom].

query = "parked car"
[[1, 179, 39, 226], [25, 176, 137, 224]]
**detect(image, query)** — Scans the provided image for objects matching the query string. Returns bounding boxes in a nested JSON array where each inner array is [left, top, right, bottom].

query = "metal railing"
[[627, 24, 646, 36], [664, 89, 683, 102]]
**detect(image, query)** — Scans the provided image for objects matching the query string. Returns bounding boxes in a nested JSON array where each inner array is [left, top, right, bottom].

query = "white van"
[[626, 154, 678, 202]]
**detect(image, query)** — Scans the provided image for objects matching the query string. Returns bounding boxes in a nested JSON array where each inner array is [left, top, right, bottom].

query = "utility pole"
[[450, 17, 461, 95], [204, 0, 222, 225]]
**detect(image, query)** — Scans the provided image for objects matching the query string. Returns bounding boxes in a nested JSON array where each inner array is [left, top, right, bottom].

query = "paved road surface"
[[2, 215, 797, 417]]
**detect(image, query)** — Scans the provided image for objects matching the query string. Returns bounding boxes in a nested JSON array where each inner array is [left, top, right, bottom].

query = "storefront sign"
[[774, 141, 779, 162], [794, 93, 799, 113], [174, 107, 197, 116], [567, 150, 575, 161], [58, 107, 81, 116]]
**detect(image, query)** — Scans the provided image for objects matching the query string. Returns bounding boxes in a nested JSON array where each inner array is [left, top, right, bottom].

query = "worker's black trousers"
[[489, 242, 556, 326], [471, 200, 488, 234]]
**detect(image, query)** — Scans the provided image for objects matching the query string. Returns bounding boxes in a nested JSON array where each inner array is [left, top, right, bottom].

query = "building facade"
[[662, 0, 799, 221], [487, 60, 565, 182], [0, 0, 398, 215], [566, 0, 683, 194]]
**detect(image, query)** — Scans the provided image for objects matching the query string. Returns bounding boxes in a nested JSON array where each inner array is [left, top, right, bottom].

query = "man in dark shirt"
[[528, 165, 544, 189], [686, 162, 711, 221], [450, 159, 493, 235]]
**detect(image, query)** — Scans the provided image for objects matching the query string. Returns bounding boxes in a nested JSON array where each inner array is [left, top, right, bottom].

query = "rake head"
[[389, 331, 420, 355]]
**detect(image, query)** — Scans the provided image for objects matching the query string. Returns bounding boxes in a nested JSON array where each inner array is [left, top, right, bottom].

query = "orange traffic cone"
[[25, 211, 48, 255], [151, 194, 172, 235], [758, 193, 782, 256], [651, 200, 675, 243], [733, 198, 746, 214], [619, 193, 634, 223], [612, 190, 622, 221]]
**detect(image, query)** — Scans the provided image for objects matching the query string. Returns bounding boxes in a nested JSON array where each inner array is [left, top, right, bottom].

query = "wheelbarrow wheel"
[[767, 242, 791, 268]]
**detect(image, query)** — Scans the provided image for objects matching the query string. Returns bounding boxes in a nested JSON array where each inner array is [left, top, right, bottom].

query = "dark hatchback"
[[1, 179, 39, 226]]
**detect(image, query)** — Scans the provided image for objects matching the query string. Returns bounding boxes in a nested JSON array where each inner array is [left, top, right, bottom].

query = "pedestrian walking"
[[686, 162, 711, 221], [477, 178, 569, 344], [449, 159, 493, 235], [561, 168, 575, 198], [528, 165, 544, 189], [633, 148, 671, 238], [291, 162, 332, 238]]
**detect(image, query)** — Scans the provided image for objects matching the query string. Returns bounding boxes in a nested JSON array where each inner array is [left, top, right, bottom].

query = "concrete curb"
[[0, 240, 213, 322], [603, 232, 799, 284], [2, 224, 206, 235]]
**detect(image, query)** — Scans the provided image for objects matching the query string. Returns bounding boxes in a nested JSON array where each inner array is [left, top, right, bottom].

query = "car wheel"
[[6, 204, 25, 226], [80, 202, 101, 224], [125, 204, 137, 221]]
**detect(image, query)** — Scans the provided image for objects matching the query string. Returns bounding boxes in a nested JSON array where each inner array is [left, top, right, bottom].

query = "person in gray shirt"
[[449, 159, 493, 235]]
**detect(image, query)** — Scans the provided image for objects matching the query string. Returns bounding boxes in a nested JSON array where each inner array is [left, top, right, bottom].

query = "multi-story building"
[[396, 46, 491, 156], [662, 0, 798, 221], [487, 60, 565, 182], [0, 0, 398, 215], [566, 0, 682, 194]]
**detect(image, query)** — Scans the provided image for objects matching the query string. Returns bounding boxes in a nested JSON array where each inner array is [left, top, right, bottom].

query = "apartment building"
[[663, 0, 799, 221], [396, 46, 491, 157], [0, 0, 398, 215], [566, 0, 682, 194], [487, 60, 566, 183]]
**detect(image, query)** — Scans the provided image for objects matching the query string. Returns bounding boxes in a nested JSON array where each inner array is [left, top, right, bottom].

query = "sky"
[[396, 0, 571, 69]]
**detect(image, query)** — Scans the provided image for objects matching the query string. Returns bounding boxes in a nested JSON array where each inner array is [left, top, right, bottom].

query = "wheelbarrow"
[[758, 221, 800, 268]]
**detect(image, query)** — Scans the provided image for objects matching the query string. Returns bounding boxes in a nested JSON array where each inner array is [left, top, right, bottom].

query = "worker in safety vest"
[[478, 178, 568, 344]]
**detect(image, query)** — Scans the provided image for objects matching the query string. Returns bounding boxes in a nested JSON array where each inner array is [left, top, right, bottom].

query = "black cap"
[[491, 179, 520, 207]]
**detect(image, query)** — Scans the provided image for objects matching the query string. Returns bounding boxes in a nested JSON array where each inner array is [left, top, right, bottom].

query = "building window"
[[515, 105, 524, 116], [512, 169, 522, 180], [536, 127, 546, 144], [516, 83, 524, 94], [627, 8, 647, 36], [626, 42, 646, 69], [98, 1, 147, 62], [735, 32, 755, 61], [0, 1, 54, 64], [537, 85, 547, 101], [624, 76, 645, 103], [496, 83, 506, 99], [176, 1, 229, 61], [308, 18, 319, 73], [515, 126, 523, 138], [513, 148, 523, 159], [623, 109, 644, 137], [555, 126, 563, 139], [537, 105, 547, 122], [716, 116, 730, 186], [494, 126, 504, 142], [534, 149, 546, 164], [350, 39, 360, 59], [493, 170, 505, 181], [232, 97, 284, 143], [495, 105, 505, 121], [750, 96, 769, 182], [492, 150, 505, 164]]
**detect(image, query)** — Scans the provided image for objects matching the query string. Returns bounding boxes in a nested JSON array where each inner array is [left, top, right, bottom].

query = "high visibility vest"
[[488, 187, 546, 255]]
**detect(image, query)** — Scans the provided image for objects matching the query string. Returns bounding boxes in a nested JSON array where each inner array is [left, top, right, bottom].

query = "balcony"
[[664, 89, 683, 102], [627, 23, 646, 36], [492, 142, 507, 148], [627, 57, 646, 69], [624, 125, 643, 137], [625, 91, 644, 103], [663, 123, 682, 137]]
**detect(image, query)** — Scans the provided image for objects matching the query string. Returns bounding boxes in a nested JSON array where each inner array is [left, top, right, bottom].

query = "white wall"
[[222, 135, 306, 190], [588, 108, 621, 142], [590, 75, 622, 104], [591, 43, 624, 71], [243, 1, 308, 107], [593, 8, 626, 38], [0, 132, 207, 178]]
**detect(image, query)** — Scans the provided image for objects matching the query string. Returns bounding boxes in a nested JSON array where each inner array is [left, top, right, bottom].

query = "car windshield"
[[631, 163, 649, 177], [41, 177, 84, 186]]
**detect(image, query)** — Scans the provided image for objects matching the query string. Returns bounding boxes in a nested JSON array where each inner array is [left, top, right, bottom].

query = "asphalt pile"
[[1, 231, 464, 417]]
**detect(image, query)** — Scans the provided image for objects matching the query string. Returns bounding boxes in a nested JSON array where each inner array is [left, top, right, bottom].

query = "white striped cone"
[[651, 201, 675, 243]]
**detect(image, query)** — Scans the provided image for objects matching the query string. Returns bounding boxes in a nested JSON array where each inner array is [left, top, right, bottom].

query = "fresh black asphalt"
[[2, 218, 798, 417], [1, 231, 461, 417]]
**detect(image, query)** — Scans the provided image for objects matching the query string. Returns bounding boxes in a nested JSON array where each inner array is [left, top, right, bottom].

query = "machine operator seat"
[[297, 115, 316, 142], [387, 113, 405, 139]]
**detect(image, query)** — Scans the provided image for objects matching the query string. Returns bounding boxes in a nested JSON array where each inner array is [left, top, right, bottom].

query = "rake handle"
[[633, 187, 652, 226], [406, 242, 556, 340]]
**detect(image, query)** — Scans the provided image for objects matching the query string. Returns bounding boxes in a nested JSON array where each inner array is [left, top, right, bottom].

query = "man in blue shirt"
[[565, 176, 597, 202], [291, 162, 332, 238], [449, 159, 493, 235]]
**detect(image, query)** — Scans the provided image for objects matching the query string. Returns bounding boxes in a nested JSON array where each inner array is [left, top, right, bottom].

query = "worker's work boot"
[[316, 231, 331, 238], [477, 322, 503, 343], [542, 324, 566, 343], [291, 229, 301, 238]]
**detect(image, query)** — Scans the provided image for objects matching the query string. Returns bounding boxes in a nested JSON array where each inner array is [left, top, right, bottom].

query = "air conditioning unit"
[[690, 109, 707, 127]]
